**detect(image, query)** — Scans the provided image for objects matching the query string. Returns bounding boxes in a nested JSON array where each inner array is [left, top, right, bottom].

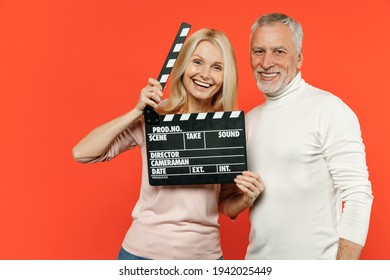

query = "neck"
[[264, 72, 302, 101]]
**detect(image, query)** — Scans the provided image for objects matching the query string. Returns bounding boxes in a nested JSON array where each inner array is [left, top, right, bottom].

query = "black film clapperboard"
[[145, 111, 248, 186], [144, 23, 247, 186]]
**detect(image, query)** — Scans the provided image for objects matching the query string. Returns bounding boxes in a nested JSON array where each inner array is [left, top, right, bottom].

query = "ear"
[[297, 51, 304, 69]]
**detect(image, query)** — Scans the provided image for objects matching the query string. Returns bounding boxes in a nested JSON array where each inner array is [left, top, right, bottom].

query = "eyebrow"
[[273, 46, 288, 51], [252, 45, 288, 51]]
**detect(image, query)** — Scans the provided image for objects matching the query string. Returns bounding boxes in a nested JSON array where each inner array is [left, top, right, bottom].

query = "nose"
[[200, 66, 210, 79], [260, 52, 274, 70]]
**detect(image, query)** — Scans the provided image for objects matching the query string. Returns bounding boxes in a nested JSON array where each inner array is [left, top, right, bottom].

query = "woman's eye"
[[193, 59, 202, 65]]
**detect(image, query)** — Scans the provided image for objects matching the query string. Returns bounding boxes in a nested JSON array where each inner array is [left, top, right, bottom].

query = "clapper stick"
[[144, 22, 191, 125]]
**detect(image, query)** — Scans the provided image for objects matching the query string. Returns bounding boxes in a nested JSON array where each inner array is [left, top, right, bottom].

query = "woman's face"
[[183, 41, 224, 110]]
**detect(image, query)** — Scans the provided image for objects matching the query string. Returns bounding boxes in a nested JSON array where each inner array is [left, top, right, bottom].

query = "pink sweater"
[[79, 117, 229, 259]]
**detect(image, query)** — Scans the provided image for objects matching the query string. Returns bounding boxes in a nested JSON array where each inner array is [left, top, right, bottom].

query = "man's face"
[[250, 22, 303, 97]]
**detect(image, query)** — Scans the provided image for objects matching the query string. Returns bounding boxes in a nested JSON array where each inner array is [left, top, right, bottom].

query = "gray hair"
[[251, 13, 304, 53]]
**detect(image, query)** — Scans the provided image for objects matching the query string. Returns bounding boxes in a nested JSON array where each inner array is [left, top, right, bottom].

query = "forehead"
[[192, 41, 223, 62], [251, 22, 294, 48]]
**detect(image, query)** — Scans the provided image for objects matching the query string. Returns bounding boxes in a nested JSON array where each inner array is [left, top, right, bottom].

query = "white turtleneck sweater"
[[245, 73, 373, 259]]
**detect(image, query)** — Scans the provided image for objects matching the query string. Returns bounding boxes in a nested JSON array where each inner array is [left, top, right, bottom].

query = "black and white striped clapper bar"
[[145, 111, 248, 186], [144, 22, 191, 126]]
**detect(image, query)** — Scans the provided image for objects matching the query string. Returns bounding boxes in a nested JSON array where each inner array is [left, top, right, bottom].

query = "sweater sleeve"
[[318, 96, 373, 246], [77, 118, 145, 164]]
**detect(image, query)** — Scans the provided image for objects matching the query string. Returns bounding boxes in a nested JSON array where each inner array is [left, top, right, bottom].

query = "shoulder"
[[245, 104, 265, 120], [304, 84, 336, 103], [304, 85, 355, 115], [306, 87, 361, 131]]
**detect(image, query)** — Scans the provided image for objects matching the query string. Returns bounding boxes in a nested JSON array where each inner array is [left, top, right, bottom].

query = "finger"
[[148, 78, 163, 91], [234, 176, 260, 195], [138, 93, 159, 110], [235, 175, 258, 188], [147, 89, 162, 103], [240, 172, 265, 191], [235, 184, 258, 206], [235, 183, 255, 196], [144, 98, 158, 109], [242, 171, 262, 182], [142, 86, 162, 102], [143, 84, 163, 107], [234, 177, 257, 193], [150, 86, 163, 99]]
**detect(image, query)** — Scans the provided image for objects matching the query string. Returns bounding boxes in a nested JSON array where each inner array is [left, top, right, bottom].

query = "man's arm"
[[336, 238, 363, 260], [319, 98, 373, 257]]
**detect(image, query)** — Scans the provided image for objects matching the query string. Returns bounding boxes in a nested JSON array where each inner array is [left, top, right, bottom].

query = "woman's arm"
[[221, 171, 264, 219], [72, 78, 163, 160]]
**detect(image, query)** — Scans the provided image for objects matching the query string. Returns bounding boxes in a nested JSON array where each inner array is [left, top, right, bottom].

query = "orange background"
[[1, 0, 389, 259]]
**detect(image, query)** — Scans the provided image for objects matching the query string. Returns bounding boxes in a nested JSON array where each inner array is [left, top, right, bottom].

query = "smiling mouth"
[[260, 72, 278, 78], [193, 79, 212, 88]]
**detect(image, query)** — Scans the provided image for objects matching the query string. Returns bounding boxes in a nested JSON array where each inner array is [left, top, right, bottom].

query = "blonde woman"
[[73, 29, 263, 260]]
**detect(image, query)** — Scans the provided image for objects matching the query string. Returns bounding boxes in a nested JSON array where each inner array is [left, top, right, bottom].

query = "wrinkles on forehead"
[[250, 23, 297, 54]]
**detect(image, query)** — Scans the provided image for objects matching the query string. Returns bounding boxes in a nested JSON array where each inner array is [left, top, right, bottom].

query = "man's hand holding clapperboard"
[[144, 23, 247, 186]]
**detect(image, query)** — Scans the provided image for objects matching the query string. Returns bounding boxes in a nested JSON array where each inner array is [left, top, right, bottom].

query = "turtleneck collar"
[[263, 72, 306, 105]]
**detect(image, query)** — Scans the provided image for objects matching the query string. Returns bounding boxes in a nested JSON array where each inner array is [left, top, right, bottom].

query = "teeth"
[[194, 80, 211, 88], [261, 72, 278, 78]]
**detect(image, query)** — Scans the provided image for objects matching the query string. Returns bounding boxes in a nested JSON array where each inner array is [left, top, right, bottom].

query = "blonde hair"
[[159, 28, 238, 114]]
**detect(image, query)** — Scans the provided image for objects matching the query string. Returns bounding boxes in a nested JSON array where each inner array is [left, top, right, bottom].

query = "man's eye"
[[274, 49, 285, 55], [252, 49, 264, 56]]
